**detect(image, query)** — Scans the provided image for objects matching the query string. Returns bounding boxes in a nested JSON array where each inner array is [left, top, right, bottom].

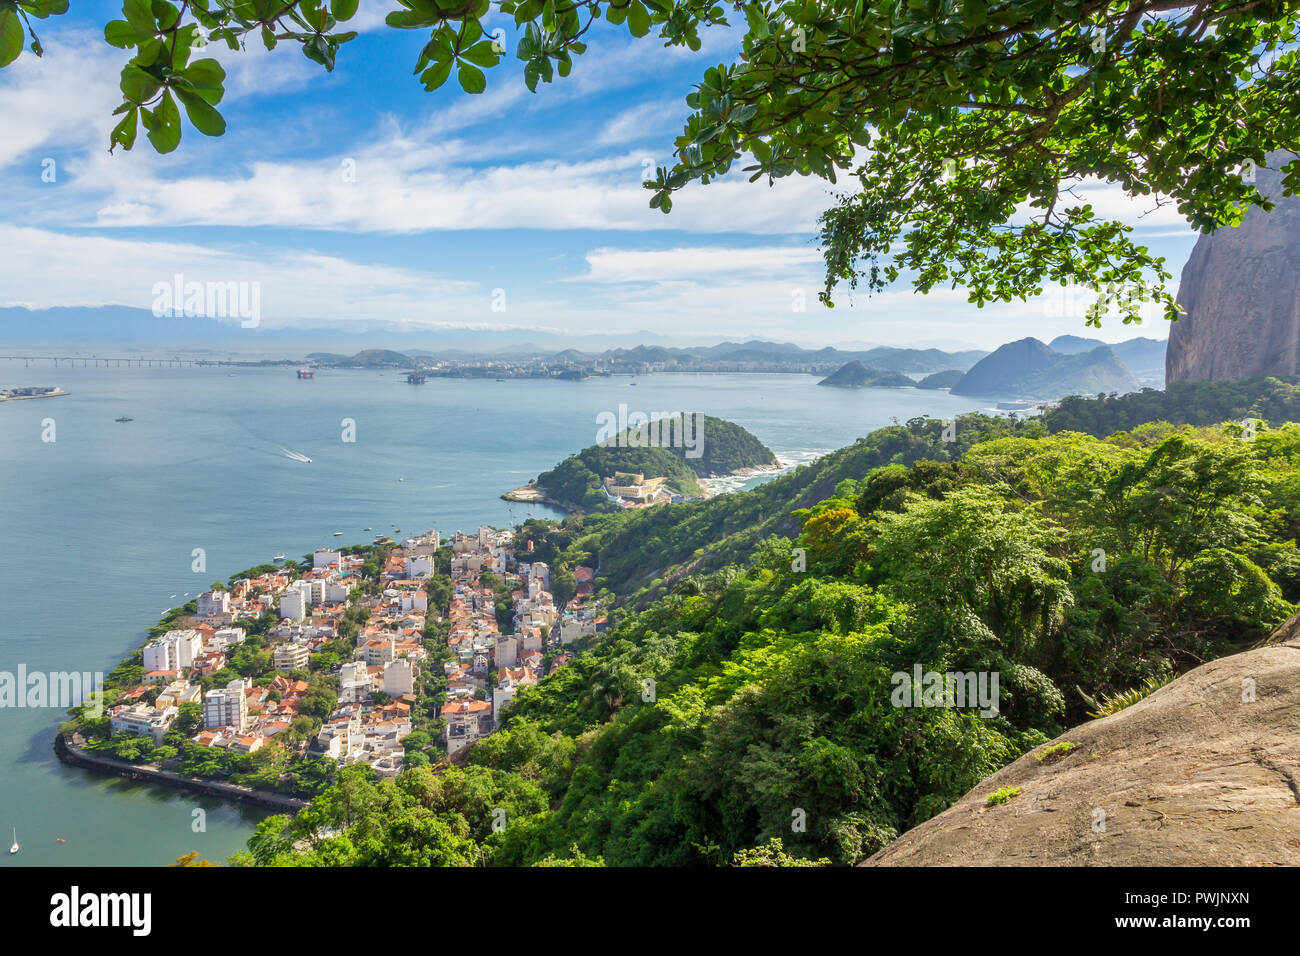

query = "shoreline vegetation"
[[502, 461, 793, 513], [54, 734, 307, 812]]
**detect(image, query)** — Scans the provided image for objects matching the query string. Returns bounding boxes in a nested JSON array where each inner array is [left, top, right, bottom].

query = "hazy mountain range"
[[0, 305, 1166, 389], [950, 337, 1146, 398]]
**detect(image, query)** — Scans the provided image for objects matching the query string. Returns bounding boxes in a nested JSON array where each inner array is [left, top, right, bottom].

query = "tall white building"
[[273, 643, 310, 671], [313, 549, 343, 569], [212, 627, 246, 648], [142, 629, 202, 673], [279, 589, 306, 621], [202, 679, 248, 731], [111, 703, 178, 745], [196, 590, 231, 616], [383, 658, 416, 697]]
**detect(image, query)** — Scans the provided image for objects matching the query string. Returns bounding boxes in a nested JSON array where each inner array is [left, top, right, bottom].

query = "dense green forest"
[[236, 381, 1300, 867], [1044, 376, 1300, 436], [533, 413, 777, 512]]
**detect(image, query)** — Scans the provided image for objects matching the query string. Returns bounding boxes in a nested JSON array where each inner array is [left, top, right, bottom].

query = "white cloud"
[[0, 223, 480, 326], [596, 100, 684, 146], [68, 140, 832, 234], [577, 245, 822, 283], [0, 30, 122, 170]]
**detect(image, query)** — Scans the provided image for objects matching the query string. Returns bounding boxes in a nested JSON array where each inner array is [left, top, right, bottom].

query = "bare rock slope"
[[1167, 151, 1300, 383], [863, 614, 1300, 866]]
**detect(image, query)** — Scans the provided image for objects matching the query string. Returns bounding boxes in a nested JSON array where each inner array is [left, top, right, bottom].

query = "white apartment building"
[[493, 683, 517, 721], [383, 658, 416, 697], [142, 629, 202, 673], [273, 643, 311, 671], [494, 635, 519, 668], [279, 589, 306, 621], [451, 552, 485, 573], [398, 591, 428, 613], [212, 627, 246, 648], [340, 661, 368, 685], [111, 703, 178, 745], [196, 590, 231, 616], [203, 679, 249, 731], [156, 680, 202, 709], [560, 612, 597, 645], [313, 549, 343, 569]]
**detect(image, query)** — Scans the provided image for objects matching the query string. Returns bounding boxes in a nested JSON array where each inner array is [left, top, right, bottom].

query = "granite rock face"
[[1166, 152, 1300, 383], [863, 612, 1300, 867]]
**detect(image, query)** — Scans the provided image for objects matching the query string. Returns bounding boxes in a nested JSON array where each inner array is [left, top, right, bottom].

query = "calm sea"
[[0, 366, 998, 866]]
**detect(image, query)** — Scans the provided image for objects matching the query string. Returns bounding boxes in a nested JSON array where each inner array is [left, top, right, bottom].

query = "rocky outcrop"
[[863, 612, 1300, 866], [1167, 152, 1300, 383]]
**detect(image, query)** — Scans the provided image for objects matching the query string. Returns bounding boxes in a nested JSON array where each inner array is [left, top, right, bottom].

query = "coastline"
[[55, 733, 306, 813], [501, 484, 579, 512], [504, 456, 793, 514]]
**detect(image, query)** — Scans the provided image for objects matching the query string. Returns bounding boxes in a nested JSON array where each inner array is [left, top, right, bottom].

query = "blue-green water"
[[0, 366, 998, 866]]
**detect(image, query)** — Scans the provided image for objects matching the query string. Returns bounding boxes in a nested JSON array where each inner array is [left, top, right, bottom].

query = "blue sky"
[[0, 1, 1200, 349]]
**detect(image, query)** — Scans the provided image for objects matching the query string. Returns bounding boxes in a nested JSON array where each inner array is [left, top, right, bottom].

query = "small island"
[[506, 413, 779, 513], [816, 361, 915, 388]]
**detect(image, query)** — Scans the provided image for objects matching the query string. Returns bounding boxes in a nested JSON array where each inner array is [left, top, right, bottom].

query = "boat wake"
[[276, 445, 312, 463]]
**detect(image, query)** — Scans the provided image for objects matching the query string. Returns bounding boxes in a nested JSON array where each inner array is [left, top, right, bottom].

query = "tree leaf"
[[183, 57, 225, 90], [460, 40, 499, 68], [175, 86, 226, 136], [110, 105, 140, 151], [104, 19, 149, 48], [626, 1, 651, 38], [330, 0, 358, 20], [146, 88, 181, 153], [457, 61, 486, 94], [0, 8, 24, 68], [120, 64, 162, 103], [418, 58, 453, 91], [122, 0, 156, 37]]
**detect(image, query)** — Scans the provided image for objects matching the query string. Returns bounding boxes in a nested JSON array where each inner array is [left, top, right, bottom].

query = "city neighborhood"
[[102, 524, 606, 782]]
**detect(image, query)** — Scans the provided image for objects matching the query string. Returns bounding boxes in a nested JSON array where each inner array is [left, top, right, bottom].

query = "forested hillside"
[[236, 387, 1300, 867], [532, 414, 777, 512], [1045, 376, 1300, 436]]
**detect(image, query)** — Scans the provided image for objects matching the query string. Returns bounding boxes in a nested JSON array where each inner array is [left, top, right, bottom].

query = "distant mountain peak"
[[952, 338, 1139, 399]]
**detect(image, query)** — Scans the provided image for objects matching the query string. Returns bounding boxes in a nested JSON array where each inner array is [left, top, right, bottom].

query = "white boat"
[[333, 531, 343, 536], [272, 554, 286, 562], [9, 828, 17, 855]]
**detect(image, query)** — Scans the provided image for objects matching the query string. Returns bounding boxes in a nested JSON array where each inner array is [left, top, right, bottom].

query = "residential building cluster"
[[108, 524, 606, 777]]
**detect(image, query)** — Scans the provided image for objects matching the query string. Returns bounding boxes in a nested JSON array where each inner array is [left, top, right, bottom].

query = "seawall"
[[55, 734, 307, 813]]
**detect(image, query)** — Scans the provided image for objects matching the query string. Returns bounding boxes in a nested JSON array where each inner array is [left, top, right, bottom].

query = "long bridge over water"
[[0, 355, 297, 368]]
